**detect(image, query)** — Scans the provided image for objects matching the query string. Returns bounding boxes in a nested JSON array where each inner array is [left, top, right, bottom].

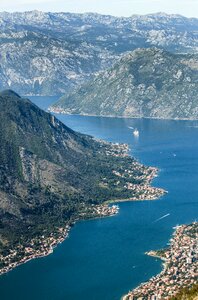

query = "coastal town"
[[100, 140, 166, 201], [0, 203, 119, 276], [0, 225, 71, 276], [102, 141, 129, 158], [123, 222, 198, 300], [107, 142, 165, 201], [0, 141, 165, 276], [79, 203, 119, 218], [112, 164, 165, 201]]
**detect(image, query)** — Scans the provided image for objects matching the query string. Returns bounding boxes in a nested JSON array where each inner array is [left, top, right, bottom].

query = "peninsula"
[[123, 222, 198, 300], [0, 90, 165, 275]]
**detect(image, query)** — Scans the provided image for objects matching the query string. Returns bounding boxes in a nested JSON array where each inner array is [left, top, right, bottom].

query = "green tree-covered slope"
[[0, 90, 162, 268]]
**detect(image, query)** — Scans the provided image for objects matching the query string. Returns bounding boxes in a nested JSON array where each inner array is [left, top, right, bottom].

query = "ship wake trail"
[[153, 213, 170, 223]]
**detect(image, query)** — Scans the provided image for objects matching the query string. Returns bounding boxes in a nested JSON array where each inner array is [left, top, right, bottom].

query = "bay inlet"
[[0, 98, 198, 300]]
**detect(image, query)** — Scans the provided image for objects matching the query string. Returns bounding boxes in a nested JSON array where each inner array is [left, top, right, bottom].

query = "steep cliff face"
[[0, 12, 197, 95], [52, 48, 198, 119]]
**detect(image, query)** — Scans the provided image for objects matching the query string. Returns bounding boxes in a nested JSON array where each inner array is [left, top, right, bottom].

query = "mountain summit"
[[0, 12, 197, 95], [0, 90, 21, 98], [51, 48, 198, 119]]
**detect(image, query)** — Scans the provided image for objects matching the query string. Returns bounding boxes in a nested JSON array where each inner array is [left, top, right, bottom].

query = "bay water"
[[0, 97, 197, 300]]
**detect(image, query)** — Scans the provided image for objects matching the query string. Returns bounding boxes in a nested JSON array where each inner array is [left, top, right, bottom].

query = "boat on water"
[[133, 129, 139, 137]]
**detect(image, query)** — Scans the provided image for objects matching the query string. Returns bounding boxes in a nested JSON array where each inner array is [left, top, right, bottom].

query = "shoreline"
[[0, 225, 71, 276], [145, 250, 167, 262], [0, 178, 165, 277], [122, 222, 198, 300], [0, 187, 165, 276], [0, 204, 120, 276], [48, 109, 198, 122], [105, 192, 166, 204], [0, 139, 165, 277]]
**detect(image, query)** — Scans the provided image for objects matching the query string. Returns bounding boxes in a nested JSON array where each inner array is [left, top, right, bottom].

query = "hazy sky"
[[0, 0, 198, 18]]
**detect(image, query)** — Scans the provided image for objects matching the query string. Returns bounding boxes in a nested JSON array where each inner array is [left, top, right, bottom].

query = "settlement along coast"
[[123, 222, 198, 300], [0, 141, 165, 276]]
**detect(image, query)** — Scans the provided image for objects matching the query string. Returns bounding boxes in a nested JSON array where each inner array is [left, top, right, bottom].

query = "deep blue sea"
[[0, 97, 198, 300]]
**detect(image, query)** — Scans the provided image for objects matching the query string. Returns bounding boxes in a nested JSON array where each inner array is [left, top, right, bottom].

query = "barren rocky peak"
[[0, 12, 197, 95]]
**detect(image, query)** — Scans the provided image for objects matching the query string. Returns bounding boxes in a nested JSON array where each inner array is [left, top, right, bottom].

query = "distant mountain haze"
[[0, 11, 197, 95]]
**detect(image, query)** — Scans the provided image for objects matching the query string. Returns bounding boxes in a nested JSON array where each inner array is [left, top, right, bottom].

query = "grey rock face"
[[0, 11, 197, 95], [52, 48, 198, 120]]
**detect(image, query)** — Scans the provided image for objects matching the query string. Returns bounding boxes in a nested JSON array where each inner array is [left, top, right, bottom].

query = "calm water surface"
[[0, 98, 198, 300]]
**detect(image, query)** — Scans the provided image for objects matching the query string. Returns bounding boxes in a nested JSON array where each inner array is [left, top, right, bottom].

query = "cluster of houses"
[[0, 202, 120, 276], [124, 182, 165, 200], [78, 203, 119, 218], [104, 142, 129, 158], [112, 163, 165, 201], [0, 225, 71, 275], [123, 222, 198, 300], [93, 204, 119, 216], [99, 140, 165, 201]]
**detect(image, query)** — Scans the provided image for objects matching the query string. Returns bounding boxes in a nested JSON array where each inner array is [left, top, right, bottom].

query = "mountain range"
[[51, 48, 198, 119], [0, 11, 198, 95]]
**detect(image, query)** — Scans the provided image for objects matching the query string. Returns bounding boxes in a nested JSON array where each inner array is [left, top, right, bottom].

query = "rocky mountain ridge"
[[0, 11, 197, 95], [51, 48, 198, 119]]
